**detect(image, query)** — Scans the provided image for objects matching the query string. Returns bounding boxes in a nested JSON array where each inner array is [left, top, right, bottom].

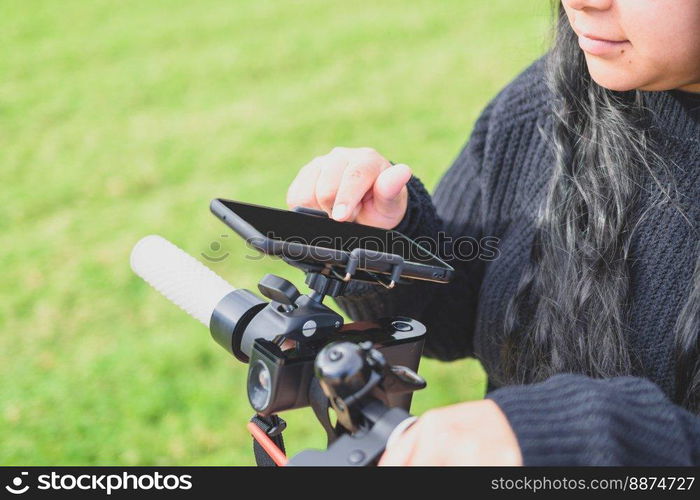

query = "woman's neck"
[[678, 82, 700, 93]]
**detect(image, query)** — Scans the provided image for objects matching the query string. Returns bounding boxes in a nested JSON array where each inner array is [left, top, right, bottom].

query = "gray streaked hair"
[[498, 4, 700, 412]]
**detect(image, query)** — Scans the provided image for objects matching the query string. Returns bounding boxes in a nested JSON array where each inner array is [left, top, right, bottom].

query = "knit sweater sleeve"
[[333, 101, 495, 361], [487, 374, 700, 465]]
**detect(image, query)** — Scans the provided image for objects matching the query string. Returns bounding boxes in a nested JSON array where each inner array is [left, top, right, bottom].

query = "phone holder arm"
[[343, 248, 404, 289]]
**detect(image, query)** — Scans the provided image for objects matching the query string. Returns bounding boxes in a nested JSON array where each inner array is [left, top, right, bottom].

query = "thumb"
[[372, 163, 412, 216]]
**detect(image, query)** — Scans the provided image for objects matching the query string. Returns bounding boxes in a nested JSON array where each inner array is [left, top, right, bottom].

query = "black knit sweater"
[[335, 58, 700, 465]]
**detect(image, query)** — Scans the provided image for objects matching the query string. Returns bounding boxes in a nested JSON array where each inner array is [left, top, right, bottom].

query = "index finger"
[[331, 157, 383, 221]]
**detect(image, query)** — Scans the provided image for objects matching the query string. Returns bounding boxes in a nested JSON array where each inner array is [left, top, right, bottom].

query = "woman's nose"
[[563, 0, 613, 11]]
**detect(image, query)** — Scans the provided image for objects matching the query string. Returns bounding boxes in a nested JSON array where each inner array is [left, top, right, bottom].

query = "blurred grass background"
[[0, 0, 549, 465]]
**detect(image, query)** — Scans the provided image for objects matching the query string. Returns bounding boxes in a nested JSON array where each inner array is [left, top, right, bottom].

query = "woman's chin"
[[590, 77, 638, 92], [585, 57, 687, 92], [585, 62, 641, 91]]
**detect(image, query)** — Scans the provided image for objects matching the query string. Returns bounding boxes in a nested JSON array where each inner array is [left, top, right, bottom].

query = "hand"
[[379, 400, 523, 466], [286, 147, 412, 229]]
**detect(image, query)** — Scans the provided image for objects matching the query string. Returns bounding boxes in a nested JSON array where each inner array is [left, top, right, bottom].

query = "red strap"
[[247, 422, 289, 466]]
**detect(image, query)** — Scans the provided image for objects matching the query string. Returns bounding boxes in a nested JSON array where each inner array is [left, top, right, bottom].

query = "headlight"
[[248, 360, 273, 412]]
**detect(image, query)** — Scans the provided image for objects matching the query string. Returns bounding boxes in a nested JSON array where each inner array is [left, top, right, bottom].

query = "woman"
[[286, 0, 700, 465]]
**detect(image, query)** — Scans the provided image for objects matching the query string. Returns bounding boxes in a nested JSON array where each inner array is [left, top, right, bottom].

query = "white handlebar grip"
[[130, 235, 235, 327]]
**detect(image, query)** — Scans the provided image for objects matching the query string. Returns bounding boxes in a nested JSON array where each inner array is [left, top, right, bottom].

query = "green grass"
[[0, 0, 549, 465]]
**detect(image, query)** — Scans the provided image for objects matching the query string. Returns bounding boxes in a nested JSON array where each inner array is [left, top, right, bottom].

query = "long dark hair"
[[498, 4, 700, 412]]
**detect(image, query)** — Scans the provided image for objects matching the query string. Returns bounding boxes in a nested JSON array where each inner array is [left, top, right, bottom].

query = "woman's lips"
[[577, 33, 630, 57]]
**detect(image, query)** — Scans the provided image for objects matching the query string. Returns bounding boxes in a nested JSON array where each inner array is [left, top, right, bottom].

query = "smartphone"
[[210, 198, 454, 283]]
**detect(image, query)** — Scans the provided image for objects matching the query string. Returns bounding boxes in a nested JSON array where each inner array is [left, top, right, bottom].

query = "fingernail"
[[332, 204, 347, 220]]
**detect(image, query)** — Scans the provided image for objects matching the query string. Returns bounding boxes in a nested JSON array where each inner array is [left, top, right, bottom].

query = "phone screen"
[[216, 199, 450, 270]]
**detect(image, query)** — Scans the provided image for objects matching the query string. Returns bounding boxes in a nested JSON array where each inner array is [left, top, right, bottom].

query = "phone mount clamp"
[[288, 206, 408, 293]]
